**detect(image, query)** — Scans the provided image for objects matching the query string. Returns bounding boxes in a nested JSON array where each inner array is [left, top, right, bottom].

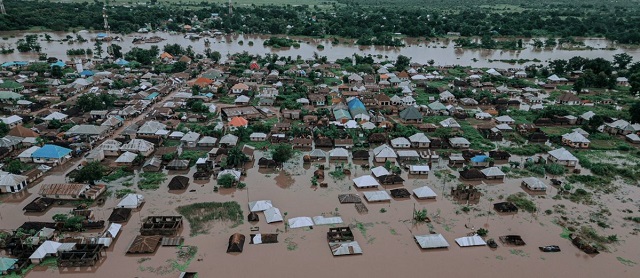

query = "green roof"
[[0, 80, 24, 90], [0, 257, 18, 272], [399, 106, 422, 120], [0, 91, 23, 99]]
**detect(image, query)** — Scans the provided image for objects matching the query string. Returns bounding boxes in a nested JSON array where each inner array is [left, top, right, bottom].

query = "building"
[[522, 177, 548, 191], [561, 131, 590, 149], [449, 137, 470, 148], [0, 173, 28, 193], [120, 139, 155, 156], [399, 106, 423, 123], [547, 148, 579, 166], [373, 144, 397, 163], [31, 144, 72, 165], [0, 115, 23, 128]]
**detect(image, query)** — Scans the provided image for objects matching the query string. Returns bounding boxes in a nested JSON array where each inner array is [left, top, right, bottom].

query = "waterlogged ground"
[[1, 150, 639, 277]]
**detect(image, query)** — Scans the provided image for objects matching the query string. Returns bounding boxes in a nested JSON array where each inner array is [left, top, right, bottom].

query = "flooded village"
[[0, 33, 640, 278]]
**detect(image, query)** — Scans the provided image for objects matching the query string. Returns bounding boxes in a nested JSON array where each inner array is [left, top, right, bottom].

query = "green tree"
[[5, 160, 26, 174], [630, 101, 640, 123], [271, 144, 294, 166], [0, 122, 9, 137], [394, 55, 411, 70], [613, 53, 633, 70], [226, 146, 248, 168], [73, 161, 107, 184], [94, 40, 103, 57], [172, 61, 187, 73], [217, 173, 236, 188], [573, 78, 585, 94], [109, 44, 123, 59]]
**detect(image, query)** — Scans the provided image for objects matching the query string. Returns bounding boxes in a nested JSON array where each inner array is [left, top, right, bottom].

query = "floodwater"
[[1, 31, 640, 68], [2, 148, 639, 278]]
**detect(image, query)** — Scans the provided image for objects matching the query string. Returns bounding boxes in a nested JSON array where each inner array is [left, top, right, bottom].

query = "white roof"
[[361, 122, 376, 130], [329, 147, 349, 158], [626, 133, 640, 141], [353, 175, 380, 188], [115, 151, 137, 163], [370, 166, 390, 177], [181, 131, 200, 142], [1, 115, 22, 124], [449, 137, 470, 145], [455, 235, 487, 247], [495, 115, 515, 122], [18, 146, 40, 158], [105, 223, 122, 238], [495, 124, 513, 131], [562, 131, 590, 143], [198, 136, 217, 144], [288, 217, 314, 229], [248, 200, 273, 212], [373, 144, 397, 158], [522, 177, 548, 190], [413, 186, 437, 198], [408, 133, 430, 143], [117, 193, 144, 208], [330, 241, 363, 256], [391, 137, 410, 145], [309, 149, 327, 158], [415, 234, 450, 249], [264, 207, 283, 223], [548, 148, 578, 161], [397, 150, 420, 157], [363, 191, 391, 202], [312, 216, 343, 225], [217, 169, 241, 180], [440, 118, 460, 128], [409, 165, 430, 172], [29, 241, 62, 259], [480, 167, 505, 177], [43, 112, 68, 121], [250, 132, 268, 138], [0, 173, 27, 186]]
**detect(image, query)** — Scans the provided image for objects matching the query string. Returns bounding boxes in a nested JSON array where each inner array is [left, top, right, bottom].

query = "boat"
[[539, 245, 561, 252]]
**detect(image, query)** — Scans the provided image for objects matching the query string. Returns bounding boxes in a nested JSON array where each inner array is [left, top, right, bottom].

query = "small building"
[[168, 176, 190, 190], [399, 106, 423, 123], [329, 148, 349, 160], [449, 137, 470, 149], [547, 148, 579, 166], [390, 137, 411, 149], [219, 134, 239, 147], [522, 177, 547, 191], [0, 173, 28, 193], [180, 132, 201, 148], [561, 131, 590, 149], [481, 167, 505, 180], [249, 132, 268, 142], [414, 234, 449, 249], [115, 151, 137, 166], [409, 165, 430, 175], [413, 186, 437, 199], [363, 191, 391, 202], [31, 144, 72, 165], [373, 144, 397, 163], [352, 175, 380, 189], [408, 133, 430, 148]]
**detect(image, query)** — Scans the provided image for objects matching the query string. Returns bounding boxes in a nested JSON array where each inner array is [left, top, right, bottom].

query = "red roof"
[[229, 116, 248, 127]]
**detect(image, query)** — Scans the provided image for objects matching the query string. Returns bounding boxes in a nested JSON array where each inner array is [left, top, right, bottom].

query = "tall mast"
[[103, 4, 113, 56], [0, 0, 6, 15], [229, 0, 232, 15]]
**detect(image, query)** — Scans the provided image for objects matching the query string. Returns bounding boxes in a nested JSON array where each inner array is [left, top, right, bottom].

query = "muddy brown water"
[[1, 149, 639, 277], [2, 32, 640, 68]]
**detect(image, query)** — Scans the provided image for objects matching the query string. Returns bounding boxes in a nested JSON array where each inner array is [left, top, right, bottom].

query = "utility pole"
[[103, 4, 113, 56], [0, 0, 6, 15], [228, 0, 232, 15]]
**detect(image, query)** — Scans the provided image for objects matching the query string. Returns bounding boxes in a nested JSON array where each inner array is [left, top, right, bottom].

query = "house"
[[31, 144, 72, 165], [557, 93, 581, 105], [480, 167, 505, 180], [547, 148, 579, 166], [401, 96, 416, 106], [292, 138, 312, 149], [408, 133, 430, 148], [616, 77, 629, 86], [561, 131, 590, 149], [120, 139, 155, 156], [65, 125, 110, 140], [373, 144, 397, 163], [375, 94, 391, 106], [494, 115, 515, 125], [18, 145, 40, 163], [43, 111, 68, 122], [197, 136, 217, 147], [1, 115, 23, 128], [334, 138, 354, 149], [234, 95, 251, 105], [180, 132, 201, 148], [439, 91, 455, 102], [231, 83, 250, 94], [522, 177, 547, 191], [167, 159, 190, 170], [470, 155, 489, 167], [228, 116, 249, 129], [547, 74, 568, 84], [390, 137, 411, 148], [352, 175, 380, 189], [329, 148, 349, 160], [449, 137, 470, 149], [440, 118, 461, 129], [39, 183, 102, 200], [625, 133, 640, 144], [250, 132, 268, 142], [143, 156, 163, 172], [219, 134, 239, 146], [115, 151, 138, 166], [97, 140, 122, 157], [409, 165, 430, 175], [0, 173, 28, 193], [399, 106, 423, 123]]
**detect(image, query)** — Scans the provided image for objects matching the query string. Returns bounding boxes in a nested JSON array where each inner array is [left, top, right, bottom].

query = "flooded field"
[[2, 149, 639, 278], [1, 31, 640, 68]]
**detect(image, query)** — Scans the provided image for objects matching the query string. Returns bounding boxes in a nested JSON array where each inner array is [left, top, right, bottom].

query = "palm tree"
[[226, 146, 247, 168]]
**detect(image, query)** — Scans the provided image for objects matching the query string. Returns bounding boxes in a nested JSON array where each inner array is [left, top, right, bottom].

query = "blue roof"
[[96, 33, 108, 38], [333, 108, 352, 120], [80, 70, 94, 76], [115, 58, 129, 66], [470, 155, 489, 163], [31, 144, 72, 159], [2, 61, 28, 67], [347, 98, 367, 116], [144, 92, 160, 100], [0, 257, 18, 272], [50, 61, 66, 68]]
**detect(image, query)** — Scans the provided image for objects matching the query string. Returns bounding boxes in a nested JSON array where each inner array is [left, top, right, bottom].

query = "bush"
[[506, 192, 537, 213], [476, 228, 488, 237], [544, 163, 566, 175], [217, 174, 237, 188]]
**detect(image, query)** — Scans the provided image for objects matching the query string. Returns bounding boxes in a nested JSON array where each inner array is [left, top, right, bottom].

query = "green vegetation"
[[102, 167, 134, 182], [506, 192, 536, 213], [138, 172, 167, 190], [72, 161, 108, 183], [115, 188, 136, 198], [180, 150, 207, 166], [501, 144, 551, 156], [460, 122, 493, 151], [217, 174, 237, 188], [176, 202, 243, 236], [263, 37, 300, 48]]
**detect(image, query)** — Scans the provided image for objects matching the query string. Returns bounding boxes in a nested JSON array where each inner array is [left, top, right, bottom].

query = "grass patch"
[[617, 257, 638, 267], [162, 139, 182, 147], [501, 144, 551, 156], [460, 122, 493, 151], [115, 188, 136, 198], [102, 167, 134, 182], [180, 150, 207, 166], [560, 227, 572, 239], [176, 201, 244, 236], [138, 172, 167, 190], [509, 249, 529, 257], [506, 192, 537, 213]]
